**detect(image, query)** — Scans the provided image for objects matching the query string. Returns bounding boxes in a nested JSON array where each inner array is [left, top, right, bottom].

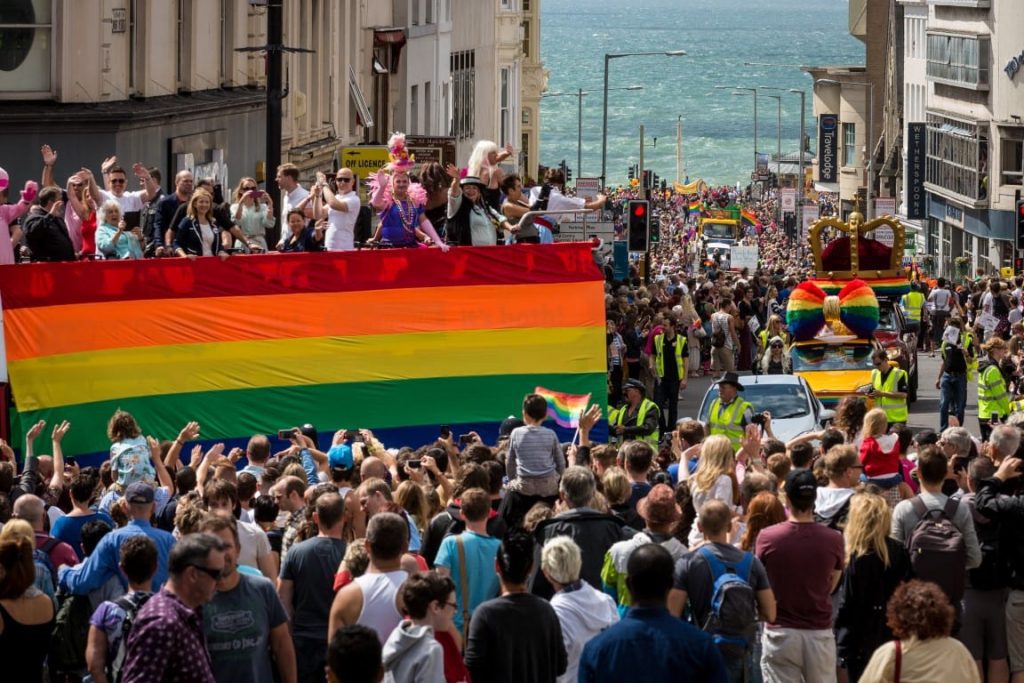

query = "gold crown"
[[809, 212, 905, 280]]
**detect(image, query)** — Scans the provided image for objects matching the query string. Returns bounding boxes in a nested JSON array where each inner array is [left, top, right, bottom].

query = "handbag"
[[456, 535, 471, 648], [692, 319, 707, 339]]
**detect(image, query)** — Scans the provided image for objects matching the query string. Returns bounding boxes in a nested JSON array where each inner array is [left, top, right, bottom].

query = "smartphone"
[[253, 190, 264, 199], [458, 433, 474, 446], [407, 460, 422, 469], [439, 425, 451, 439], [277, 428, 297, 440]]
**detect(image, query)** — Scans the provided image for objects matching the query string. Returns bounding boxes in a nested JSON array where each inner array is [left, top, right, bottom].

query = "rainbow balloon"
[[787, 279, 880, 342], [0, 245, 608, 463]]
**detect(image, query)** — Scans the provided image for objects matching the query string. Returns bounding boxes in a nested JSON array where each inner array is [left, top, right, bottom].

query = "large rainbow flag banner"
[[741, 207, 758, 228], [534, 387, 591, 428], [0, 245, 608, 462]]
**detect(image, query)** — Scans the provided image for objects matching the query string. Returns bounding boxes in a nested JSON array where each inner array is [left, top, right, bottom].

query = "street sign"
[[554, 221, 615, 244], [874, 197, 897, 217], [781, 189, 796, 212], [340, 146, 391, 201], [405, 136, 457, 166], [576, 177, 601, 202]]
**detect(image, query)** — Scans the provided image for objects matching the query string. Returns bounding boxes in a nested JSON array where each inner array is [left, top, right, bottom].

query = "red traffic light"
[[633, 204, 646, 217]]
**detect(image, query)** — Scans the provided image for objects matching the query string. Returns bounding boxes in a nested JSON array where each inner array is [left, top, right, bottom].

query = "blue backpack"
[[698, 546, 758, 656], [32, 537, 59, 598]]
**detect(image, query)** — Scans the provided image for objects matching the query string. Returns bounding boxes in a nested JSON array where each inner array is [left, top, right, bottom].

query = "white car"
[[695, 374, 834, 444]]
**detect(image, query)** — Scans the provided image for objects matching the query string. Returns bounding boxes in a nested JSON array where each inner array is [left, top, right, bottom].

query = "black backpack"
[[49, 591, 95, 676], [906, 497, 967, 602]]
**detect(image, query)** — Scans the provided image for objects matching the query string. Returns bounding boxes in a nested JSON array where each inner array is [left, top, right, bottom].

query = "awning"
[[348, 64, 374, 129], [814, 182, 839, 193], [373, 28, 406, 47]]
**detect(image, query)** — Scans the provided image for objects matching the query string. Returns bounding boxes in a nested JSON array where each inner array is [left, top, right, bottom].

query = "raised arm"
[[132, 163, 159, 203], [370, 169, 390, 211], [50, 420, 70, 493], [41, 145, 58, 188]]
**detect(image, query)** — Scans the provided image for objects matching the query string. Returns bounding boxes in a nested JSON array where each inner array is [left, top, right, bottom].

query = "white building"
[[450, 0, 523, 166], [392, 0, 453, 137]]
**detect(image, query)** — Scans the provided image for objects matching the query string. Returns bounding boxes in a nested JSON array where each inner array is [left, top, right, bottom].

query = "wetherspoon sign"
[[906, 123, 926, 220]]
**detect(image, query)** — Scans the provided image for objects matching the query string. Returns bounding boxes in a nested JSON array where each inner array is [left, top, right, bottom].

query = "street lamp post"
[[601, 50, 687, 188], [544, 85, 642, 182], [789, 89, 807, 241], [763, 93, 782, 224], [815, 78, 875, 219], [716, 85, 759, 185]]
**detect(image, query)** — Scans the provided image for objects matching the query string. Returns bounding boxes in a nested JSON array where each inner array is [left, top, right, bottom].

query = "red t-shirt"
[[34, 531, 79, 570], [755, 521, 844, 630], [859, 434, 901, 478], [435, 629, 471, 683]]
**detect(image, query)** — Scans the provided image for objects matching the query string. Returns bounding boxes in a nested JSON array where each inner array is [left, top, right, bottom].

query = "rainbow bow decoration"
[[787, 279, 879, 342]]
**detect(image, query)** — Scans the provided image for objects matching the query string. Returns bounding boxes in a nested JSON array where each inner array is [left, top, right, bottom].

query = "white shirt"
[[236, 519, 272, 573], [528, 186, 586, 213], [100, 189, 146, 214], [199, 221, 215, 256], [325, 191, 361, 251], [279, 185, 310, 245]]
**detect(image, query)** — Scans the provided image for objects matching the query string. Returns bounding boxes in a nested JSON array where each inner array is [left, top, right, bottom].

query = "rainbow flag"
[[688, 199, 702, 216], [0, 245, 608, 463], [534, 387, 591, 428], [741, 207, 758, 228]]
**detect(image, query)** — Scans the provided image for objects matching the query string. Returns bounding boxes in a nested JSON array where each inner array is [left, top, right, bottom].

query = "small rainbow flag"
[[688, 199, 702, 216], [741, 207, 758, 228], [534, 387, 591, 428]]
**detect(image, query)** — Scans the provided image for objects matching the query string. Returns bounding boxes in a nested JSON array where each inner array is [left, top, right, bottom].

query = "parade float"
[[786, 211, 914, 407]]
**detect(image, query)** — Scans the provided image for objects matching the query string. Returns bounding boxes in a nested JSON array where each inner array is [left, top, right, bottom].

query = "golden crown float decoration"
[[784, 211, 909, 342]]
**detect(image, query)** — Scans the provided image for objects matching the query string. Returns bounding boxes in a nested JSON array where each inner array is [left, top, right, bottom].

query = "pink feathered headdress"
[[386, 132, 417, 173]]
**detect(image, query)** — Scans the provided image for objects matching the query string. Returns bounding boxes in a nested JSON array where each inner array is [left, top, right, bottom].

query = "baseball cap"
[[124, 481, 155, 505], [784, 469, 818, 506], [499, 416, 525, 439], [327, 443, 353, 469]]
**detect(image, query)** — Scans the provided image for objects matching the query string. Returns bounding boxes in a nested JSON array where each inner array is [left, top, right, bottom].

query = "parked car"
[[876, 298, 919, 402], [696, 374, 834, 444]]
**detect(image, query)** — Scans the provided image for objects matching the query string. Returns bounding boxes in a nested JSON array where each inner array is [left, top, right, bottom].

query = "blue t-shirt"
[[434, 531, 501, 632], [666, 459, 699, 487], [51, 511, 115, 559]]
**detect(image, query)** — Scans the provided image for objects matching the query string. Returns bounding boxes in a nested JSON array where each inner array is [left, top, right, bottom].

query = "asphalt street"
[[675, 350, 973, 437]]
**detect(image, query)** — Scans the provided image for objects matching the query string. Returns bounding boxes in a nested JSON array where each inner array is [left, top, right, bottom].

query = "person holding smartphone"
[[229, 176, 275, 252]]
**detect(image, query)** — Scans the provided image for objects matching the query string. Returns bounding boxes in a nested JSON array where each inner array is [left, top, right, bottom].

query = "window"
[[500, 67, 511, 148], [1000, 135, 1023, 187], [412, 0, 420, 26], [501, 0, 515, 9], [523, 0, 531, 9], [410, 84, 418, 133], [129, 0, 138, 91], [0, 0, 54, 95], [426, 0, 433, 24], [843, 123, 857, 168], [424, 81, 432, 134], [521, 19, 531, 58], [925, 111, 987, 203], [450, 50, 475, 139], [926, 32, 990, 90]]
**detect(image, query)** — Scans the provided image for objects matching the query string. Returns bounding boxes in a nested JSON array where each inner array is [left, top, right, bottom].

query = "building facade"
[[519, 0, 547, 181], [921, 0, 1024, 278]]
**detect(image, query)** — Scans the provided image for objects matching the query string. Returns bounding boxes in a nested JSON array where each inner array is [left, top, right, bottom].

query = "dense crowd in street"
[[8, 133, 1024, 683]]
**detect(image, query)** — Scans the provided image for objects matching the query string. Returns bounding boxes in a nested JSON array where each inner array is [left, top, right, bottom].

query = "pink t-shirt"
[[0, 200, 31, 265]]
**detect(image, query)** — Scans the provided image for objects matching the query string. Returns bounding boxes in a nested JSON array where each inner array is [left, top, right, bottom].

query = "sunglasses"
[[189, 564, 224, 581], [110, 178, 127, 184], [242, 186, 257, 191], [336, 176, 353, 182], [770, 343, 783, 348]]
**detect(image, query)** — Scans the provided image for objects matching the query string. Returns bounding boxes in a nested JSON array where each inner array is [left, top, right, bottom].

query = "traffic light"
[[628, 164, 636, 181], [627, 200, 650, 252], [642, 170, 652, 190], [652, 172, 660, 190], [649, 215, 661, 245], [565, 166, 573, 183], [1017, 198, 1024, 251]]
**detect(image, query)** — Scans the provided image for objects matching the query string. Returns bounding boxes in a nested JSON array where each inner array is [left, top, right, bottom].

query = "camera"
[[458, 433, 474, 446], [277, 428, 297, 440], [407, 460, 422, 469], [751, 414, 766, 426], [439, 425, 451, 439]]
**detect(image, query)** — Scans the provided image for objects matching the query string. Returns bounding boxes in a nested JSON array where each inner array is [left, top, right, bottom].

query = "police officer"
[[609, 379, 659, 446], [978, 337, 1011, 441], [869, 349, 909, 428], [901, 281, 926, 338], [651, 321, 688, 434], [706, 372, 754, 451]]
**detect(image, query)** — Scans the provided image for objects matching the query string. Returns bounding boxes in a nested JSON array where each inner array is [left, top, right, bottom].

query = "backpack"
[[813, 496, 852, 532], [906, 496, 967, 602], [49, 591, 95, 675], [711, 315, 726, 349], [699, 546, 758, 657], [33, 537, 60, 591], [108, 592, 153, 683]]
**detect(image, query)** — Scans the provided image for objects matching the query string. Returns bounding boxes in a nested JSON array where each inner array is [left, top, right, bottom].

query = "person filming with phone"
[[229, 176, 275, 253]]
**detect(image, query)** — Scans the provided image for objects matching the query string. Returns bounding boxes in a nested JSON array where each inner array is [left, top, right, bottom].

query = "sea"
[[539, 0, 864, 186]]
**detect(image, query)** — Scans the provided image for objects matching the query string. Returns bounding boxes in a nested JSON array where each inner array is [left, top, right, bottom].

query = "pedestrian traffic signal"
[[627, 200, 650, 252], [1017, 198, 1024, 251]]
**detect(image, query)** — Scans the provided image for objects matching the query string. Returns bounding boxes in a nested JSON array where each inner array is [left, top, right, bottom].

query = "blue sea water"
[[539, 0, 863, 186]]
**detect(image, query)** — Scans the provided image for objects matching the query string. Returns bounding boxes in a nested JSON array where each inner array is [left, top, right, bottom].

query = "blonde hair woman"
[[173, 188, 227, 259], [466, 139, 513, 211], [834, 493, 910, 681], [679, 295, 703, 378], [688, 435, 736, 545]]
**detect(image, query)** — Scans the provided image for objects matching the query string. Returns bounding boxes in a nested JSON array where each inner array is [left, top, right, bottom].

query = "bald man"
[[13, 493, 79, 573]]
